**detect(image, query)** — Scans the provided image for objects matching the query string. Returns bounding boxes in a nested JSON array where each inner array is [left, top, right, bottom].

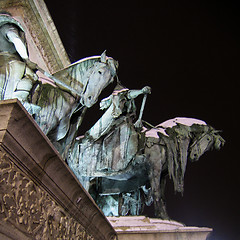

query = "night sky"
[[45, 1, 239, 239]]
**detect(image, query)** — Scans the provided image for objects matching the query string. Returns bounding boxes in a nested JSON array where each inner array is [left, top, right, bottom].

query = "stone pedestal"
[[108, 216, 212, 240], [0, 99, 117, 240]]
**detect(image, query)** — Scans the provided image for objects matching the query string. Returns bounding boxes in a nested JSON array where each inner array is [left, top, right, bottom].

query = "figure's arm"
[[3, 24, 37, 70], [127, 86, 151, 100], [131, 86, 151, 129], [5, 25, 29, 60]]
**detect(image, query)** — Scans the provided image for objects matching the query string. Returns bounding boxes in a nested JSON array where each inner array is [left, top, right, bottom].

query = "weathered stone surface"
[[0, 99, 117, 240]]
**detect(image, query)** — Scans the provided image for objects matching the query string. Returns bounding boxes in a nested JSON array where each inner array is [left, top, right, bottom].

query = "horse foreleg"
[[145, 144, 168, 219], [159, 176, 169, 219], [149, 170, 162, 218], [146, 144, 167, 218]]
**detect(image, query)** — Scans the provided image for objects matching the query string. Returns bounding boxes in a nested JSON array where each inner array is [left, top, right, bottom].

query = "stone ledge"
[[108, 216, 212, 240], [0, 99, 117, 240]]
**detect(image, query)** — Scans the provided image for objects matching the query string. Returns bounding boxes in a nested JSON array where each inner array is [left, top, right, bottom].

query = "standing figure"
[[0, 12, 39, 114]]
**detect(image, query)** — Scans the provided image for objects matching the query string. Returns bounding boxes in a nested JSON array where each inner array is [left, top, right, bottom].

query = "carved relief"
[[0, 147, 94, 240]]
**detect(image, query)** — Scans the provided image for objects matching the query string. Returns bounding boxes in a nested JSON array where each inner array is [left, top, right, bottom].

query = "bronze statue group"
[[0, 13, 224, 219]]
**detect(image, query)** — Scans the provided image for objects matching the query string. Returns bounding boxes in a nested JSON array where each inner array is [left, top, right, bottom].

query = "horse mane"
[[161, 122, 210, 193], [62, 56, 101, 69], [52, 56, 101, 87], [53, 55, 117, 76], [51, 55, 117, 95]]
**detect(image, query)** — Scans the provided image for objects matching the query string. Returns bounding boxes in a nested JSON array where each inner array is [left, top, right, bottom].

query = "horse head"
[[80, 51, 118, 108], [189, 126, 225, 162]]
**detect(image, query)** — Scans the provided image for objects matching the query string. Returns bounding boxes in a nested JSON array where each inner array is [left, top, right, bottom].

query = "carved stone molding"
[[0, 99, 117, 240], [0, 0, 70, 73], [0, 147, 94, 240]]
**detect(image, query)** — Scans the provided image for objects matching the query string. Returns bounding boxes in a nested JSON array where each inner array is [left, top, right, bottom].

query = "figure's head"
[[0, 12, 24, 32], [189, 127, 225, 162], [81, 51, 118, 108], [111, 84, 129, 118]]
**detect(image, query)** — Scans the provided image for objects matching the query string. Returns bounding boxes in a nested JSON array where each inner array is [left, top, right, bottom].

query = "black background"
[[45, 1, 239, 239]]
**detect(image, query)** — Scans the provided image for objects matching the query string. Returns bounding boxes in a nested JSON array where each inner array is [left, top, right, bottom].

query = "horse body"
[[34, 53, 117, 136], [143, 118, 222, 218], [68, 87, 225, 218], [36, 53, 117, 157]]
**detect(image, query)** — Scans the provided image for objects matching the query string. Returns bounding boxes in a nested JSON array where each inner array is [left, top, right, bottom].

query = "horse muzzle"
[[81, 94, 97, 108]]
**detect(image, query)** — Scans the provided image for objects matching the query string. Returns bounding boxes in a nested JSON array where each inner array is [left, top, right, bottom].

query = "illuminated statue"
[[0, 13, 118, 155], [68, 83, 225, 218], [0, 12, 225, 220]]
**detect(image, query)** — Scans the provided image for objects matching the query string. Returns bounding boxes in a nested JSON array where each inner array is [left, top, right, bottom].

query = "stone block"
[[0, 99, 117, 240], [108, 216, 212, 240]]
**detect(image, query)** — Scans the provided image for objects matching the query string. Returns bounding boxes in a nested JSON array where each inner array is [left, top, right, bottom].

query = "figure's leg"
[[141, 185, 153, 207], [2, 60, 25, 99], [12, 63, 40, 115], [128, 189, 143, 216], [119, 192, 130, 216], [96, 195, 119, 216]]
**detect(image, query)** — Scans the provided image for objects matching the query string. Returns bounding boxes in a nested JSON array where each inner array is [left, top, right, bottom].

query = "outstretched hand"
[[142, 86, 151, 94], [134, 119, 143, 129], [100, 96, 112, 110]]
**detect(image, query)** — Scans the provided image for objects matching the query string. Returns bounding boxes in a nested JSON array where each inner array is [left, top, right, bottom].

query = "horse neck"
[[53, 58, 99, 95]]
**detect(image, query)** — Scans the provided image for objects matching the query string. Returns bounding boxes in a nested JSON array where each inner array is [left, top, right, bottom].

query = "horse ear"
[[101, 50, 107, 63], [213, 130, 222, 134]]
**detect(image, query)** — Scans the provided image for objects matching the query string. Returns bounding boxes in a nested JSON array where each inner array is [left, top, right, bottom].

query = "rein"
[[190, 130, 213, 153], [80, 66, 95, 96], [35, 63, 81, 97]]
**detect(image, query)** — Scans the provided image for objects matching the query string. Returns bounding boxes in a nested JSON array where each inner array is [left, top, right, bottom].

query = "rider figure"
[[85, 83, 151, 141], [100, 83, 151, 123], [0, 12, 39, 114]]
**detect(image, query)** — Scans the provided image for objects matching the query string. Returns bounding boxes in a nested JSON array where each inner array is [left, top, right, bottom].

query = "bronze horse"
[[68, 85, 225, 218]]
